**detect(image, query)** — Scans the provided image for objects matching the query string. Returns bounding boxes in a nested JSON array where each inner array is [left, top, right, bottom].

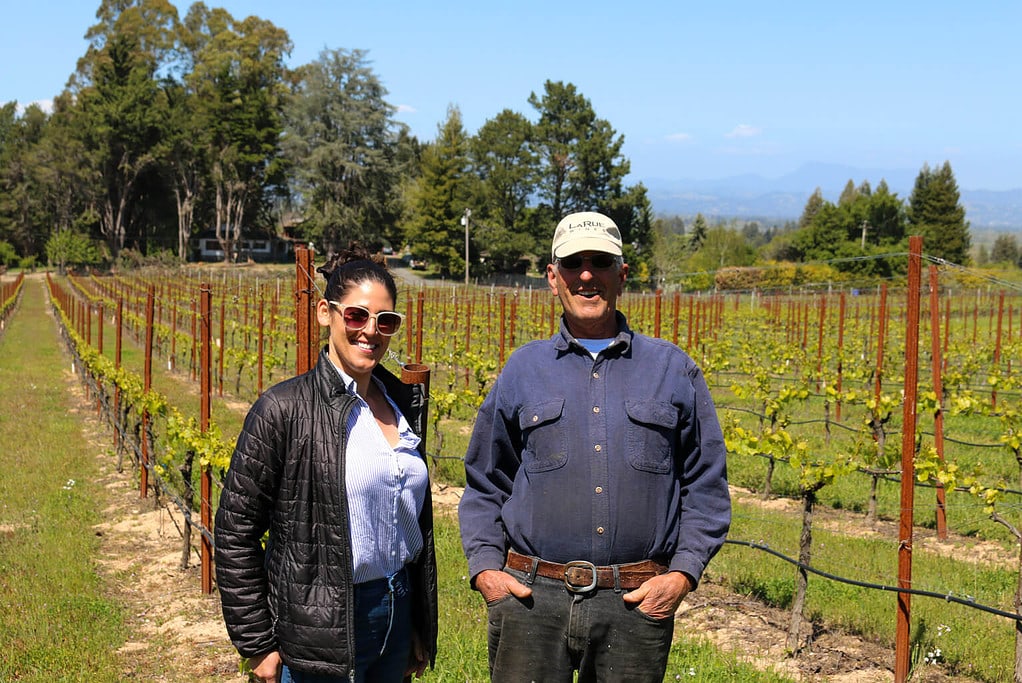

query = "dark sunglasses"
[[556, 253, 618, 271], [328, 302, 404, 336]]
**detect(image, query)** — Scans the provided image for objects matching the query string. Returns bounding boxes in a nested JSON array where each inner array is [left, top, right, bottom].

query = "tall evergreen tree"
[[283, 48, 406, 254], [907, 161, 970, 264], [402, 106, 475, 277], [798, 188, 825, 230], [838, 179, 859, 206], [990, 234, 1020, 266], [688, 213, 709, 253], [527, 80, 648, 249], [469, 109, 539, 271]]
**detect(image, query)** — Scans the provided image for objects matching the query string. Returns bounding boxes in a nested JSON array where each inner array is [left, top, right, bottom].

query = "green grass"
[[0, 277, 126, 681], [711, 500, 1016, 682]]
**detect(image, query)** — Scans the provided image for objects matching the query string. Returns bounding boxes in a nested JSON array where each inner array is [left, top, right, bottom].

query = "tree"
[[798, 188, 825, 230], [990, 234, 1020, 267], [401, 106, 475, 276], [469, 109, 540, 271], [0, 104, 53, 255], [183, 4, 291, 262], [685, 224, 757, 273], [71, 0, 179, 256], [907, 161, 970, 265], [45, 229, 101, 274], [527, 80, 649, 250], [649, 217, 689, 285], [837, 179, 859, 206], [282, 48, 407, 254], [687, 213, 709, 253]]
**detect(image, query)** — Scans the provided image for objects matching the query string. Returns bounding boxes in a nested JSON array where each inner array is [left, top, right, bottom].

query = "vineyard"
[[20, 244, 1022, 682]]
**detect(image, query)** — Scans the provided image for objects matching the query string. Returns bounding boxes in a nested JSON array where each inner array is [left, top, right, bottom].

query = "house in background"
[[191, 230, 297, 263]]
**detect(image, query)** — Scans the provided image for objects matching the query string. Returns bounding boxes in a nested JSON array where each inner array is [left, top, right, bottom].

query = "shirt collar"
[[330, 362, 386, 400], [553, 311, 632, 355]]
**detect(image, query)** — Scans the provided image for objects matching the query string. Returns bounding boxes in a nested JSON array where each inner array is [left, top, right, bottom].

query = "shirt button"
[[596, 527, 605, 535], [595, 486, 603, 494], [593, 372, 599, 379], [594, 444, 602, 452], [532, 415, 539, 422], [593, 406, 600, 413]]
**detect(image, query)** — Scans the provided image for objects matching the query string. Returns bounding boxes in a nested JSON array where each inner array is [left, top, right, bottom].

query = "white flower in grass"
[[62, 479, 75, 490]]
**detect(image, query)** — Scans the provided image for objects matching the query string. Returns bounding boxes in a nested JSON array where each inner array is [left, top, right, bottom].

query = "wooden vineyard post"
[[401, 362, 431, 455], [415, 290, 424, 365], [96, 302, 104, 415], [836, 291, 846, 422], [928, 266, 948, 539], [199, 284, 214, 594], [499, 292, 507, 367], [654, 289, 662, 339], [873, 284, 888, 406], [405, 296, 414, 362], [295, 246, 317, 375], [218, 296, 226, 397], [141, 287, 154, 499], [672, 292, 680, 346], [114, 297, 123, 449], [894, 235, 923, 682], [993, 291, 1005, 409], [258, 296, 265, 395]]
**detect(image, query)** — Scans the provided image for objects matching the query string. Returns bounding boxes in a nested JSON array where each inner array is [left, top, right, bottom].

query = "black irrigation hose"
[[724, 538, 1022, 622]]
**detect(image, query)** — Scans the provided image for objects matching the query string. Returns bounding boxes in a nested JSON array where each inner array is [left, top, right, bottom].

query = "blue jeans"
[[282, 568, 413, 683], [486, 568, 674, 682]]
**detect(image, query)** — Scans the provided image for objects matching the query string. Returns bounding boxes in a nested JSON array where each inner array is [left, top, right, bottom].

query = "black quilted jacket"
[[214, 348, 438, 677]]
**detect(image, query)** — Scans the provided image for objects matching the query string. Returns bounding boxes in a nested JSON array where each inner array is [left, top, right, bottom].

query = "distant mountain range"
[[644, 162, 1022, 231]]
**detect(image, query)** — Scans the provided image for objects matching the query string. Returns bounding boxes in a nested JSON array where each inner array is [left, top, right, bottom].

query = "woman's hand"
[[404, 628, 428, 678], [248, 650, 283, 683]]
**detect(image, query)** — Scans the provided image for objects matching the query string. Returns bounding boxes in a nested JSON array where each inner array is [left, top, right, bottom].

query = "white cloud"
[[15, 99, 53, 115], [665, 132, 692, 143], [724, 124, 762, 139], [396, 104, 416, 114]]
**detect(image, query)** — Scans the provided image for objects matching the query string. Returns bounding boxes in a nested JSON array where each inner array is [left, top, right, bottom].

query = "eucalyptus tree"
[[282, 48, 406, 254], [468, 109, 540, 271], [401, 106, 477, 276], [0, 103, 51, 255], [70, 0, 180, 256], [183, 3, 291, 262]]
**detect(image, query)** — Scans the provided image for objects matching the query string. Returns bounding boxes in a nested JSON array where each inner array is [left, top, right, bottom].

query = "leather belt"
[[505, 549, 668, 593]]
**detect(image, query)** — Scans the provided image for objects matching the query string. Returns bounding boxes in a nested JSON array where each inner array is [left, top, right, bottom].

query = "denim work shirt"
[[459, 313, 731, 585]]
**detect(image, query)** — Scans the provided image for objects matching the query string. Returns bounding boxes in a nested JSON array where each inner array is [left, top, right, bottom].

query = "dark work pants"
[[486, 567, 674, 682]]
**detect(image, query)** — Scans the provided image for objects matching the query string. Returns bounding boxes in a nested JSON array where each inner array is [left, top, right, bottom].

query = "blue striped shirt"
[[332, 364, 428, 584]]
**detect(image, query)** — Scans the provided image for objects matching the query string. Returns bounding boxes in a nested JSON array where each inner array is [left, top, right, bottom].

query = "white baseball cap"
[[551, 211, 623, 260]]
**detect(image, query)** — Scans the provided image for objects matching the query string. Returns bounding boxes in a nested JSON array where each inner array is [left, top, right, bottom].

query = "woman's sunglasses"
[[328, 302, 405, 336], [555, 253, 618, 271]]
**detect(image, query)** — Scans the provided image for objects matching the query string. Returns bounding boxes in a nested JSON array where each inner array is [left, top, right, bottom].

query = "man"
[[459, 211, 731, 682]]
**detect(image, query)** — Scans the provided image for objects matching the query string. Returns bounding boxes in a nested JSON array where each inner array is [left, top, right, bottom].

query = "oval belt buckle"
[[564, 560, 598, 593]]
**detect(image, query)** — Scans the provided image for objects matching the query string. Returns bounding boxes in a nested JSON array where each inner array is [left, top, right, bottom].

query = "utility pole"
[[860, 220, 869, 250], [461, 208, 471, 285]]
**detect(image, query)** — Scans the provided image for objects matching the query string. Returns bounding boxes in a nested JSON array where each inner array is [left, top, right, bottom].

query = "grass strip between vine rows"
[[0, 276, 125, 681]]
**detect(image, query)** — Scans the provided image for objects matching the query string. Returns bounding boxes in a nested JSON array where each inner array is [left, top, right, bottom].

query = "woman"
[[215, 244, 437, 682]]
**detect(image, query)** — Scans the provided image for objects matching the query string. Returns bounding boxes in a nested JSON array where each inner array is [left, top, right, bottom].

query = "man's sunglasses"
[[556, 253, 618, 271], [328, 302, 405, 336]]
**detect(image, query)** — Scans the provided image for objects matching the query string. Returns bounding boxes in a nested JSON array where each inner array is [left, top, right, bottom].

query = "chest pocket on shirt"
[[624, 399, 678, 474], [519, 399, 567, 472]]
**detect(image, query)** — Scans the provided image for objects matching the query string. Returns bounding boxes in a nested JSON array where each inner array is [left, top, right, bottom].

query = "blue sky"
[[3, 1, 1020, 191]]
